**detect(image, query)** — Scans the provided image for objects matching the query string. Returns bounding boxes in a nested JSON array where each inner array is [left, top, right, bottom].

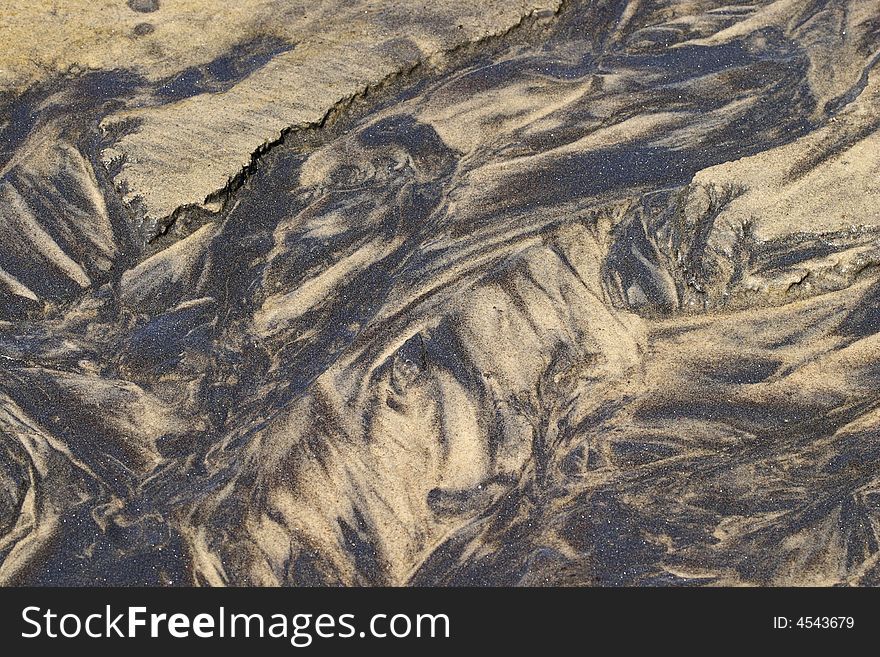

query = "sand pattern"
[[1, 0, 880, 585]]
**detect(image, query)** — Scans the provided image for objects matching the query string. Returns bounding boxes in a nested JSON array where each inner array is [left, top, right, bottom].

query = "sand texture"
[[1, 0, 880, 585]]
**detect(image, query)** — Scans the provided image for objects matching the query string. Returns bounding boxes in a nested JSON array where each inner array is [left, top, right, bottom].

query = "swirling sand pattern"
[[1, 0, 880, 585]]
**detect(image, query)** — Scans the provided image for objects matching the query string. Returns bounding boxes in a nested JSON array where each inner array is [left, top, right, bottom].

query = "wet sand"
[[1, 0, 880, 585]]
